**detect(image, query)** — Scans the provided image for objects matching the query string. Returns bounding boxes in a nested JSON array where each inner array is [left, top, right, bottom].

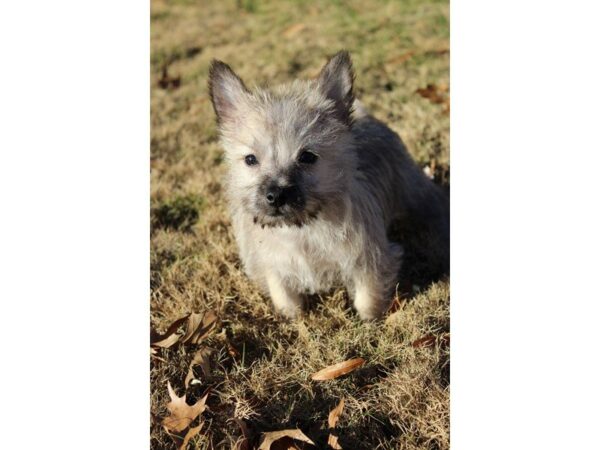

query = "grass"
[[151, 0, 449, 448]]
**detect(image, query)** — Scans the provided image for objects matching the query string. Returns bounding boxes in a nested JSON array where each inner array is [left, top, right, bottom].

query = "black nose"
[[266, 185, 285, 207]]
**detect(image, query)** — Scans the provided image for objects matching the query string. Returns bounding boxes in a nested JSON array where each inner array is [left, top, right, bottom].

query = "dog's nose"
[[266, 185, 286, 207]]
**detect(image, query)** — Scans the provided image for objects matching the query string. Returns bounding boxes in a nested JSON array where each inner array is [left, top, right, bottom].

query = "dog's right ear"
[[208, 60, 249, 125]]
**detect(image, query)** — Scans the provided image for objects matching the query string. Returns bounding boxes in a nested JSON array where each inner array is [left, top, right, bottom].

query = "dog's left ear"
[[317, 51, 355, 125]]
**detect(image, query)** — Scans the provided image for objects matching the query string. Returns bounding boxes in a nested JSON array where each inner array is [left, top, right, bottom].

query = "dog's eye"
[[298, 150, 318, 165], [244, 154, 259, 166]]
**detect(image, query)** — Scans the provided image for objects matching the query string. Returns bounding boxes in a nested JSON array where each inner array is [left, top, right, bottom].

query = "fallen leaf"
[[282, 23, 306, 38], [185, 347, 213, 387], [328, 399, 344, 428], [386, 51, 415, 66], [228, 342, 241, 357], [426, 47, 450, 56], [258, 429, 315, 449], [412, 334, 436, 348], [327, 398, 344, 449], [412, 333, 450, 349], [179, 422, 204, 450], [163, 421, 204, 450], [182, 310, 218, 345], [271, 436, 302, 450], [162, 382, 209, 433], [180, 313, 205, 343], [151, 310, 218, 349], [150, 347, 167, 363], [311, 358, 365, 381], [416, 84, 447, 104], [150, 315, 189, 348], [328, 435, 342, 450]]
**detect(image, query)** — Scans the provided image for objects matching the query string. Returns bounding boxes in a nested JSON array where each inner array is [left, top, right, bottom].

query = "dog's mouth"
[[253, 204, 321, 228], [267, 209, 284, 217]]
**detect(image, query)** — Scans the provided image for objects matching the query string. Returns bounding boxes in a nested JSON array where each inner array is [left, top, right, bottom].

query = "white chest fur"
[[243, 219, 355, 294]]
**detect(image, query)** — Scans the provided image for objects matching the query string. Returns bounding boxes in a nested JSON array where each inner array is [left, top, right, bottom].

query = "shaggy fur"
[[209, 51, 448, 319]]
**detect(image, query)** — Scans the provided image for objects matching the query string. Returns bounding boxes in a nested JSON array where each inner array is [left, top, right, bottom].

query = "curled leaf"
[[328, 435, 342, 450], [150, 310, 218, 349], [164, 421, 204, 450], [162, 382, 209, 433], [185, 347, 214, 387], [412, 333, 450, 349], [327, 398, 345, 449], [150, 315, 189, 348], [178, 422, 204, 450], [311, 358, 365, 381], [416, 84, 447, 104], [258, 429, 315, 449], [183, 310, 218, 344], [328, 398, 344, 428]]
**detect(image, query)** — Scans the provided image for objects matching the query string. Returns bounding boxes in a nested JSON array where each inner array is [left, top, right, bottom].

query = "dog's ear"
[[317, 51, 355, 125], [208, 60, 249, 125]]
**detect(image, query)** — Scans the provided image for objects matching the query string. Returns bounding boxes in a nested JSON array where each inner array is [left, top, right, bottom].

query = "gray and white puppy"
[[208, 51, 448, 320]]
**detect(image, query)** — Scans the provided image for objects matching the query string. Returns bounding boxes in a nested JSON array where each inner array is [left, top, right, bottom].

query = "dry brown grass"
[[151, 0, 449, 448]]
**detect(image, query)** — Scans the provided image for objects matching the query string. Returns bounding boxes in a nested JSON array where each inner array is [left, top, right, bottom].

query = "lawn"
[[151, 0, 449, 448]]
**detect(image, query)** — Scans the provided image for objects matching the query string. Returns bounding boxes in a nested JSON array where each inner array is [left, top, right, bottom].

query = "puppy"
[[208, 51, 448, 319]]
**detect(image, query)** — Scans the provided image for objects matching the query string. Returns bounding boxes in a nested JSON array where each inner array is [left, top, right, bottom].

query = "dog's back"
[[351, 104, 450, 277]]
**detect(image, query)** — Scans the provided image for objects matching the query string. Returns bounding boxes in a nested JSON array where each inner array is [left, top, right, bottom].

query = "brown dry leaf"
[[228, 341, 241, 358], [328, 399, 344, 428], [328, 435, 342, 450], [282, 23, 306, 38], [416, 84, 447, 105], [151, 310, 218, 349], [150, 347, 167, 363], [185, 347, 213, 387], [386, 51, 415, 66], [164, 421, 204, 450], [182, 310, 218, 345], [412, 333, 450, 349], [327, 398, 344, 449], [311, 358, 365, 381], [150, 315, 189, 348], [271, 436, 302, 450], [162, 382, 209, 433], [258, 429, 315, 449], [178, 422, 204, 450], [180, 312, 205, 343]]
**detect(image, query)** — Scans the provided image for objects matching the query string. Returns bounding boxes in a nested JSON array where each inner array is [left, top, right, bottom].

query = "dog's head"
[[208, 51, 356, 227]]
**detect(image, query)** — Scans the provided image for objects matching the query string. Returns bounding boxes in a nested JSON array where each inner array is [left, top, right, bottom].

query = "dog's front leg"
[[352, 271, 392, 320], [352, 243, 402, 320], [265, 271, 304, 318]]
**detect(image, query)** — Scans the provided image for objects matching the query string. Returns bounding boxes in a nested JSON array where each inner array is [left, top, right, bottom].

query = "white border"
[[452, 1, 600, 448], [0, 1, 149, 447]]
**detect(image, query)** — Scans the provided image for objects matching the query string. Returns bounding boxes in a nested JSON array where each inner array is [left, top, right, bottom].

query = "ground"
[[151, 1, 449, 449]]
